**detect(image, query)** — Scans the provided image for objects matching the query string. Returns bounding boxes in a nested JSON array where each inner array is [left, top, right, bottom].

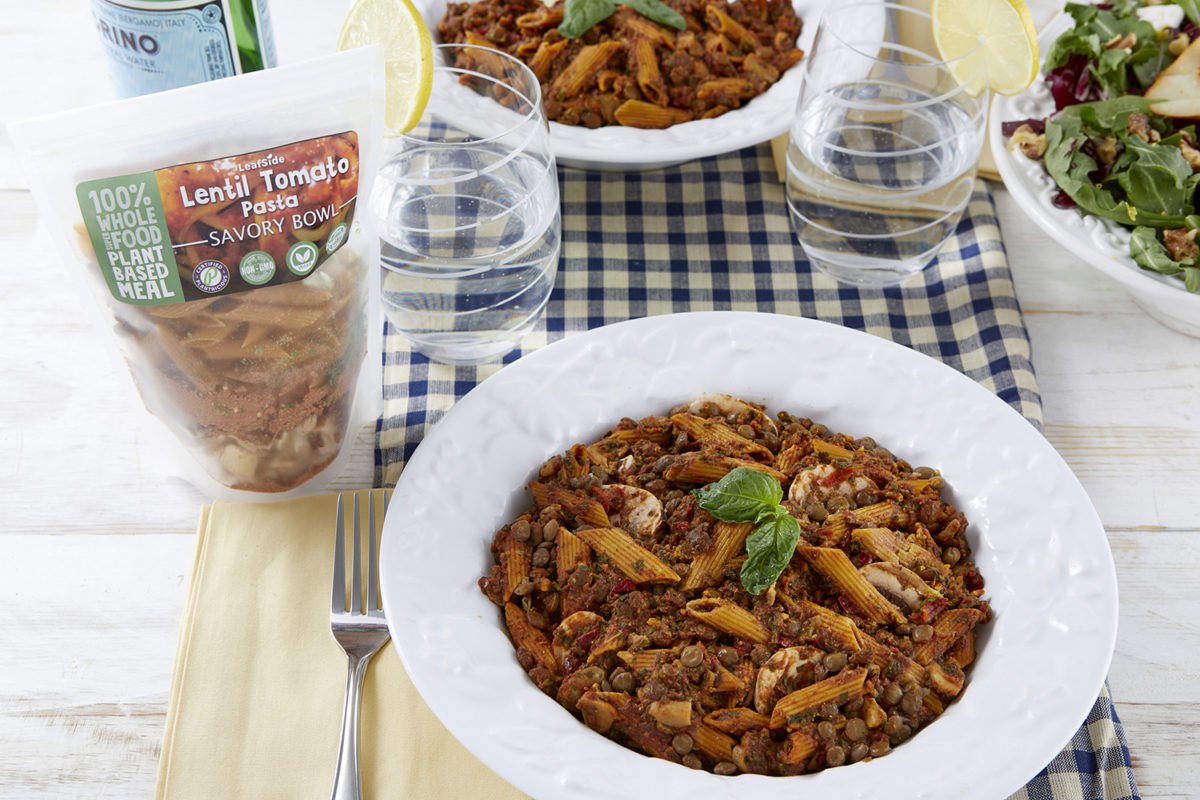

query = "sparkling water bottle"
[[91, 0, 277, 97]]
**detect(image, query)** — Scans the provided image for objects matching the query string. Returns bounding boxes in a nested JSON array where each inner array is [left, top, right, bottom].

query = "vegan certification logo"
[[286, 241, 320, 276], [193, 260, 230, 293]]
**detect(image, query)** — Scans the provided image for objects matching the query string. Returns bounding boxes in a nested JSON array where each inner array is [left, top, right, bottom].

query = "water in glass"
[[785, 2, 985, 287], [371, 44, 561, 364], [376, 145, 559, 364]]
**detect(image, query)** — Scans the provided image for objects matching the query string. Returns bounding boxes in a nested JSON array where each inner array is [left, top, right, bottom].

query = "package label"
[[76, 132, 359, 306]]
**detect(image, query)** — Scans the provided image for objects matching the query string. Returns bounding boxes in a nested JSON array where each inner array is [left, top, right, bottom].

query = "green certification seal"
[[286, 241, 320, 276], [326, 222, 349, 254], [239, 250, 276, 285]]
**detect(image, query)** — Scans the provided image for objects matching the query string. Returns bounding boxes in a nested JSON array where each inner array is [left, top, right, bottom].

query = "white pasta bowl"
[[379, 311, 1117, 800], [990, 15, 1200, 338], [414, 0, 842, 170]]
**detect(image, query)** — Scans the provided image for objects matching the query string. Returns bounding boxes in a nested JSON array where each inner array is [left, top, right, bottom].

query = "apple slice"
[[1145, 37, 1200, 118]]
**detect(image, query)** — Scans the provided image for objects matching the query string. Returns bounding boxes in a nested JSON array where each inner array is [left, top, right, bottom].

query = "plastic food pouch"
[[10, 47, 384, 500]]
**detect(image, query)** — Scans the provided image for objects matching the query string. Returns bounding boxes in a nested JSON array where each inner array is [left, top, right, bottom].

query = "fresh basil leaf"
[[693, 466, 783, 524], [620, 0, 686, 30], [740, 511, 802, 595], [1129, 226, 1185, 275], [558, 0, 617, 39]]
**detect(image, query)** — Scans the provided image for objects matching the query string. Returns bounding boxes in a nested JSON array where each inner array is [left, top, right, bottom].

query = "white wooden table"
[[2, 3, 1198, 798]]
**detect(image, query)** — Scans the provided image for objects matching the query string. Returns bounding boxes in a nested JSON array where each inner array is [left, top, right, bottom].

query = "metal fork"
[[329, 491, 391, 800]]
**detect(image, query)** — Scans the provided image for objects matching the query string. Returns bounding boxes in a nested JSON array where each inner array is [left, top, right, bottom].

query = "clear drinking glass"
[[370, 44, 561, 364], [785, 2, 986, 287]]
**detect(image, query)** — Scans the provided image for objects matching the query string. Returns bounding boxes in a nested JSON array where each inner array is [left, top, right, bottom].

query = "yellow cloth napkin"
[[156, 491, 528, 800], [770, 0, 1002, 182]]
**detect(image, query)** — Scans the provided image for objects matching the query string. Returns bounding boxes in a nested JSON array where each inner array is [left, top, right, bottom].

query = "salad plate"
[[991, 9, 1200, 338], [379, 311, 1117, 800], [413, 0, 841, 171]]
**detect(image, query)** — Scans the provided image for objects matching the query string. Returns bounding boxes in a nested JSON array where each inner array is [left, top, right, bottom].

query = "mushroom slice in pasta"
[[594, 484, 664, 540], [753, 645, 824, 714], [686, 393, 778, 437], [859, 562, 942, 613], [788, 463, 877, 508]]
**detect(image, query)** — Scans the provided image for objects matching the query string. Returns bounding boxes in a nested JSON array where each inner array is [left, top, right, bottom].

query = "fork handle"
[[330, 652, 375, 800]]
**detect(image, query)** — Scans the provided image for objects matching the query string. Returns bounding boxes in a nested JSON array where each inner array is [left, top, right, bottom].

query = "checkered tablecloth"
[[375, 142, 1139, 800]]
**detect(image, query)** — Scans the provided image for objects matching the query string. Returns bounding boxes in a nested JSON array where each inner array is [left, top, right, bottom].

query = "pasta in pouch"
[[10, 47, 384, 500]]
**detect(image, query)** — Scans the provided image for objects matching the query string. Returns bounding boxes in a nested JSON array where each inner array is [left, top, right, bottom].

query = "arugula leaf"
[[558, 0, 617, 39], [740, 512, 802, 596], [1047, 4, 1167, 97], [1128, 227, 1200, 293], [1129, 226, 1186, 275], [620, 0, 686, 29], [1044, 96, 1196, 228], [1117, 136, 1197, 215], [1186, 266, 1200, 292], [692, 466, 782, 524]]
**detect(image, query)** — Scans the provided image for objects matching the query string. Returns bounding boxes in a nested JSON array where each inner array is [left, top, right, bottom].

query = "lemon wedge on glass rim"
[[931, 0, 1039, 96], [337, 0, 434, 133]]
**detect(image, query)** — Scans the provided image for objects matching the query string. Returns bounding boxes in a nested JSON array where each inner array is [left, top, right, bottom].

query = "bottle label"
[[75, 132, 360, 306], [91, 0, 276, 97]]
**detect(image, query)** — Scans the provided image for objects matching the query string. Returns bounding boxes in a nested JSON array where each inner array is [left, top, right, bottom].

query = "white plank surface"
[[1, 2, 1199, 799]]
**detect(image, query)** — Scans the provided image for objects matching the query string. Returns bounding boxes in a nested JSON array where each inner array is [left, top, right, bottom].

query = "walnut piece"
[[1009, 123, 1047, 159], [1126, 113, 1162, 143], [1163, 228, 1199, 262]]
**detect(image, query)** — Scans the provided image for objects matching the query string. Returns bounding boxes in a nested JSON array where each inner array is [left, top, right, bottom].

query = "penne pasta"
[[504, 602, 558, 677], [613, 99, 693, 129], [704, 4, 759, 50], [851, 527, 948, 578], [769, 667, 868, 730], [479, 396, 991, 777], [629, 37, 670, 107], [548, 41, 623, 99], [683, 520, 753, 590], [528, 482, 611, 528], [692, 723, 738, 762], [703, 706, 769, 735], [497, 529, 531, 602], [912, 608, 985, 666], [810, 437, 855, 460], [684, 598, 770, 643], [574, 527, 680, 584], [798, 546, 906, 625], [438, 0, 803, 129], [664, 451, 787, 484], [778, 728, 820, 765], [556, 528, 592, 584], [670, 412, 774, 461]]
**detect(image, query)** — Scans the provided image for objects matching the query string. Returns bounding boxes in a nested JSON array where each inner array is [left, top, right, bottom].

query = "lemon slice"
[[337, 0, 434, 133], [931, 0, 1039, 96]]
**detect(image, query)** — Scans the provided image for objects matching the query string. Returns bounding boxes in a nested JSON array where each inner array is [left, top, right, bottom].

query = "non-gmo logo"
[[193, 260, 230, 293]]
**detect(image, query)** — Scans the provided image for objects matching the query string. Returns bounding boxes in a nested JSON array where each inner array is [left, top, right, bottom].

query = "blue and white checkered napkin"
[[375, 142, 1139, 800]]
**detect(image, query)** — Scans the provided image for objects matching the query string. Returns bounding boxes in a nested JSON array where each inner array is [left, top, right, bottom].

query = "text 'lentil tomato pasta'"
[[479, 395, 990, 776]]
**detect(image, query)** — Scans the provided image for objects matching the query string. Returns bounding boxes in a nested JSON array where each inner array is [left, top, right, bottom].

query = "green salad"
[[1005, 0, 1200, 292]]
